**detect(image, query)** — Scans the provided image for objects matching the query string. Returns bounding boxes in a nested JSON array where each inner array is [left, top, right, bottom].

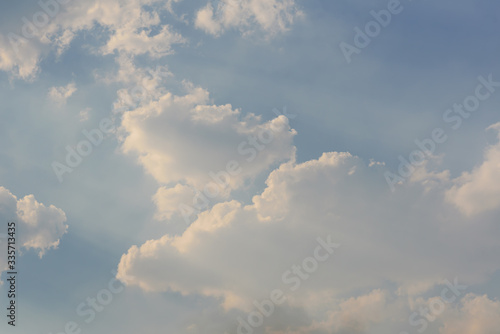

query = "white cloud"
[[0, 33, 42, 80], [0, 186, 67, 277], [116, 144, 500, 332], [0, 0, 300, 80], [48, 82, 77, 105], [117, 80, 296, 220], [195, 0, 303, 37], [0, 0, 186, 80], [301, 290, 393, 334], [446, 123, 500, 216], [42, 0, 186, 58], [440, 294, 500, 334], [79, 107, 91, 122], [153, 184, 196, 221], [101, 24, 185, 58]]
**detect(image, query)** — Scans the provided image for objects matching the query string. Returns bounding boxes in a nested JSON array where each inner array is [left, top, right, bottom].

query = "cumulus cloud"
[[0, 186, 67, 277], [440, 294, 500, 334], [116, 141, 500, 332], [195, 0, 303, 37], [446, 122, 500, 216], [48, 82, 77, 105], [117, 80, 296, 220], [153, 184, 196, 221], [286, 289, 393, 334]]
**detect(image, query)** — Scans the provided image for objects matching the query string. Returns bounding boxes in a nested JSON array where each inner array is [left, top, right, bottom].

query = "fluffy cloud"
[[303, 289, 393, 334], [48, 82, 77, 105], [0, 33, 42, 80], [117, 137, 500, 332], [1, 0, 303, 80], [117, 80, 296, 220], [195, 0, 303, 37], [153, 184, 196, 221], [440, 294, 500, 334], [0, 186, 67, 276], [43, 0, 186, 58], [1, 0, 186, 80], [446, 122, 500, 216]]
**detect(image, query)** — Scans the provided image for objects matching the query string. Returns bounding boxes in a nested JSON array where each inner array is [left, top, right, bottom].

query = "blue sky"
[[1, 1, 500, 333]]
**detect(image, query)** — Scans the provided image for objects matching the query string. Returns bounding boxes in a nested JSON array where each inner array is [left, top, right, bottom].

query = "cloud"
[[101, 24, 185, 58], [1, 0, 300, 80], [48, 82, 77, 105], [43, 0, 186, 58], [79, 107, 91, 122], [116, 140, 500, 333], [440, 294, 500, 334], [446, 122, 500, 216], [0, 186, 67, 277], [0, 33, 42, 80], [0, 0, 186, 80], [298, 289, 394, 334], [117, 80, 296, 220], [153, 184, 196, 221], [195, 0, 303, 37]]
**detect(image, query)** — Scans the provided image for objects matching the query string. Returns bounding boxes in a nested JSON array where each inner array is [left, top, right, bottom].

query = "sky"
[[0, 0, 500, 333]]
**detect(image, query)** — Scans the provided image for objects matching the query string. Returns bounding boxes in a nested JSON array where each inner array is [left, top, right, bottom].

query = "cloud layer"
[[117, 125, 500, 332]]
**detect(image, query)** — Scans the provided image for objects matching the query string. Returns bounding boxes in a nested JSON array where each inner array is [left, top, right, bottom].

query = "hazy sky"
[[1, 1, 500, 333]]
